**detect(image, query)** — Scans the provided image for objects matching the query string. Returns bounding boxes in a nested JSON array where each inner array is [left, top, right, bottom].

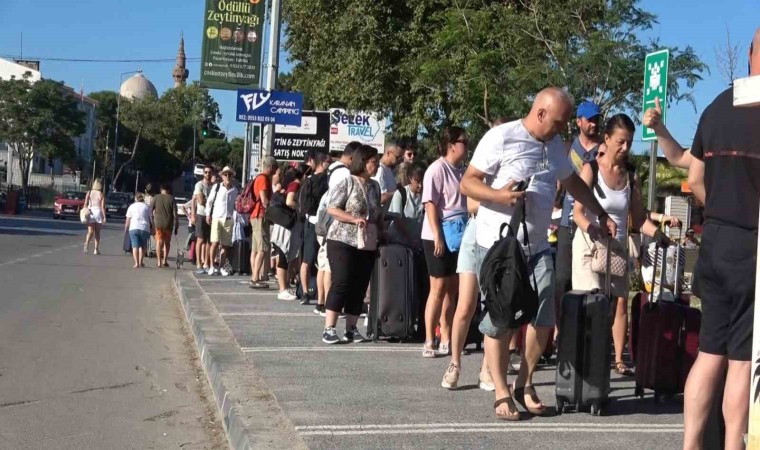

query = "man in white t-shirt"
[[461, 87, 616, 420], [192, 164, 214, 274], [372, 140, 404, 207], [206, 166, 239, 276]]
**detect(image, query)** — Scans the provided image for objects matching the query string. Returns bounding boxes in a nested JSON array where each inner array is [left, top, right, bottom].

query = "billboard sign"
[[236, 89, 303, 126], [200, 0, 265, 90], [329, 109, 386, 153], [273, 111, 330, 161]]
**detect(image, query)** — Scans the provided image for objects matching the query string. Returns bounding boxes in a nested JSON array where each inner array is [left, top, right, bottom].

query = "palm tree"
[[629, 153, 688, 206]]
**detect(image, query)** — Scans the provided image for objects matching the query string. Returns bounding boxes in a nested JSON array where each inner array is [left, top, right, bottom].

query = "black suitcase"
[[555, 239, 614, 416], [368, 245, 417, 341], [123, 230, 132, 253], [231, 240, 252, 275]]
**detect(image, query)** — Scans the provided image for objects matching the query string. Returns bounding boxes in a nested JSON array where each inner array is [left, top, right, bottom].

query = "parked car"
[[175, 196, 190, 217], [53, 191, 86, 220], [106, 192, 133, 218]]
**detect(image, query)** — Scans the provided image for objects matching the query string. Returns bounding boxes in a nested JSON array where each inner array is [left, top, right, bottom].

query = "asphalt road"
[[190, 272, 687, 449], [0, 212, 226, 450]]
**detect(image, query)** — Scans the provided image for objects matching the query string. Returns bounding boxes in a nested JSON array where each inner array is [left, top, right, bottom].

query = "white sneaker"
[[278, 290, 297, 301], [220, 268, 230, 277], [207, 267, 218, 276]]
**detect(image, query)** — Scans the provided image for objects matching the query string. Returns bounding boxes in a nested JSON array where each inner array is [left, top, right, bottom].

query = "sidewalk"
[[175, 270, 686, 449]]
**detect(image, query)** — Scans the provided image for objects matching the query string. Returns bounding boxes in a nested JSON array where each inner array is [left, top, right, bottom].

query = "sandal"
[[422, 342, 437, 358], [513, 385, 550, 416], [494, 395, 521, 421], [437, 342, 450, 356], [614, 361, 634, 376]]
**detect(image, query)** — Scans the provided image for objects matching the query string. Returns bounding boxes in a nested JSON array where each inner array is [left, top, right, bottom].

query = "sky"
[[0, 0, 757, 153]]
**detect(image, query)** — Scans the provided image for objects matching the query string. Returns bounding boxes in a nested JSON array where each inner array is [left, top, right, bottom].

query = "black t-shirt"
[[691, 87, 760, 231]]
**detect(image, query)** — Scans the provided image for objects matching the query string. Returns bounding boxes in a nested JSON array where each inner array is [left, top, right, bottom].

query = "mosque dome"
[[119, 72, 158, 100]]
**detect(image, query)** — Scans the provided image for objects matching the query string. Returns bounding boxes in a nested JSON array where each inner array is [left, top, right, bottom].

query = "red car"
[[53, 191, 86, 220]]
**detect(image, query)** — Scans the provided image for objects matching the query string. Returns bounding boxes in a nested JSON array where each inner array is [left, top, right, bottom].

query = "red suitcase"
[[634, 245, 701, 401]]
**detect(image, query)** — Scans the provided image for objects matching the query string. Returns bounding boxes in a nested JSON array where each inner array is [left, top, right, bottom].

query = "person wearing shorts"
[[420, 127, 469, 358], [206, 166, 238, 276], [151, 184, 177, 268], [460, 89, 616, 421], [125, 192, 152, 269], [193, 165, 214, 274], [642, 30, 760, 448], [250, 157, 277, 289]]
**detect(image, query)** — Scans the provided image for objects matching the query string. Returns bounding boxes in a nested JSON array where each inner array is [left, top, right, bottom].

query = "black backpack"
[[298, 172, 329, 217], [479, 198, 538, 329]]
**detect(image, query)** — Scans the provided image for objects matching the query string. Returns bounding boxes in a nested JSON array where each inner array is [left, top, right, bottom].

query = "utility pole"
[[261, 0, 281, 160], [647, 141, 658, 211]]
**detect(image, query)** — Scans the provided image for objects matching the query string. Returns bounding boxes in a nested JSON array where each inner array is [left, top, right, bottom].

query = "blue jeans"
[[476, 245, 556, 338], [129, 229, 150, 249]]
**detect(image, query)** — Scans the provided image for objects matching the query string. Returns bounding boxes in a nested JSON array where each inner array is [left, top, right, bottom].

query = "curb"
[[174, 271, 307, 450]]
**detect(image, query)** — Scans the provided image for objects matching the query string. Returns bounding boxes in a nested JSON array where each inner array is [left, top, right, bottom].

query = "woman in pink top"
[[421, 126, 469, 358]]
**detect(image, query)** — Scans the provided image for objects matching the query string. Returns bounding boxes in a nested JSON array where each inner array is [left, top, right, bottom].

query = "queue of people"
[[180, 30, 758, 448]]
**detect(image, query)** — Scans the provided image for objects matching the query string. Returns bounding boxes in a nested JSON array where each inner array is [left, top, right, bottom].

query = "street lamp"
[[111, 69, 141, 193]]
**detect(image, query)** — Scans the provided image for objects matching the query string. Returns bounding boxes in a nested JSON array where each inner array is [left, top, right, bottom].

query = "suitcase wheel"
[[634, 385, 644, 398], [555, 398, 565, 415]]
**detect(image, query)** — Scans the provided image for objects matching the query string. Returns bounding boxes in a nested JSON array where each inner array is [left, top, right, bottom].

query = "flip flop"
[[494, 396, 521, 421], [513, 385, 550, 416]]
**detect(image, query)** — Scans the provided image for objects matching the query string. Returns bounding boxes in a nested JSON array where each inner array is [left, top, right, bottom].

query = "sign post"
[[642, 49, 669, 211], [199, 0, 265, 90]]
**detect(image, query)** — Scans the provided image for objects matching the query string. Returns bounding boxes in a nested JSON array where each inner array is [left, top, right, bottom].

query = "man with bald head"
[[461, 87, 617, 420], [373, 139, 405, 207]]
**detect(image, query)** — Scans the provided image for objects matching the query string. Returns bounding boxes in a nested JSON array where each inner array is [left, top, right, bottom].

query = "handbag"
[[357, 223, 378, 251], [589, 238, 627, 278], [265, 204, 297, 229], [80, 206, 90, 224], [441, 211, 467, 252]]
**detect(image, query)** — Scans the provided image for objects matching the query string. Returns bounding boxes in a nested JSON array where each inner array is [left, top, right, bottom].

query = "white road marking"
[[296, 422, 682, 431], [204, 292, 273, 296], [298, 427, 682, 436], [0, 226, 80, 235], [242, 346, 419, 353], [196, 278, 252, 283], [221, 312, 317, 317]]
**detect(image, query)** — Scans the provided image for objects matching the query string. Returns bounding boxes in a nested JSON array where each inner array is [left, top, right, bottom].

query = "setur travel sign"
[[200, 0, 265, 90]]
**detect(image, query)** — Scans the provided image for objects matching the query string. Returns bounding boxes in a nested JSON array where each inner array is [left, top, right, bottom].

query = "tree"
[[629, 154, 688, 206], [158, 83, 222, 164], [197, 137, 245, 173], [228, 138, 245, 172], [715, 25, 742, 86], [113, 96, 161, 189], [282, 0, 707, 140], [0, 75, 85, 193]]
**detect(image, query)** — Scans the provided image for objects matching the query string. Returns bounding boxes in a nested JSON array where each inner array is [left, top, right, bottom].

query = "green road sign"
[[642, 49, 669, 141]]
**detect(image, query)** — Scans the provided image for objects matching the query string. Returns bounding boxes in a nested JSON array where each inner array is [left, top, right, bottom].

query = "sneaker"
[[441, 362, 460, 389], [508, 351, 521, 375], [437, 342, 450, 356], [300, 293, 312, 306], [479, 369, 495, 391], [278, 290, 298, 301], [207, 267, 218, 276], [195, 268, 207, 275], [322, 327, 341, 344], [220, 268, 231, 277], [313, 305, 324, 316], [338, 311, 346, 319], [343, 326, 366, 343], [359, 303, 369, 318]]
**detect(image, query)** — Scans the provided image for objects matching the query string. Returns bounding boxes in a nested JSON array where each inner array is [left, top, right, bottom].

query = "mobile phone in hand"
[[511, 177, 531, 192]]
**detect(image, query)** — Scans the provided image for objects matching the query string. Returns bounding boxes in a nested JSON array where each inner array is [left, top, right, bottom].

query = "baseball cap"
[[577, 101, 601, 119]]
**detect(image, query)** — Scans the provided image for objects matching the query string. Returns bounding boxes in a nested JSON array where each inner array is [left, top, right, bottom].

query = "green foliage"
[[197, 137, 245, 173], [628, 153, 688, 205], [282, 0, 707, 141], [0, 75, 85, 192]]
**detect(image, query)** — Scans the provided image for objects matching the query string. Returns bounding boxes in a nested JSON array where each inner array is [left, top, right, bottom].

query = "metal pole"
[[134, 171, 140, 196], [112, 88, 121, 193], [261, 0, 282, 159], [647, 141, 658, 211], [192, 119, 197, 168], [242, 122, 251, 184]]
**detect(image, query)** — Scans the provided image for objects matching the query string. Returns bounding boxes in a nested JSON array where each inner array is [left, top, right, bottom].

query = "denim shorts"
[[456, 217, 478, 274], [476, 245, 556, 337], [129, 229, 150, 249]]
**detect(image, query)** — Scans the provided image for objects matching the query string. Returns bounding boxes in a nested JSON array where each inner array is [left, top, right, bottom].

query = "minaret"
[[172, 32, 189, 87]]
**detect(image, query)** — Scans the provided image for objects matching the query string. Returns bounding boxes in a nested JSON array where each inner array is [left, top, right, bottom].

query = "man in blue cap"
[[553, 100, 602, 328]]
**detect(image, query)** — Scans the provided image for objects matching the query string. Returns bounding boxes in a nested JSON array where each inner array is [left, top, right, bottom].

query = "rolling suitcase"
[[231, 239, 252, 275], [634, 245, 701, 401], [368, 245, 417, 341], [555, 238, 614, 416]]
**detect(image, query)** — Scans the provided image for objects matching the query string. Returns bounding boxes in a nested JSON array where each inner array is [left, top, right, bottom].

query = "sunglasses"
[[455, 139, 469, 146]]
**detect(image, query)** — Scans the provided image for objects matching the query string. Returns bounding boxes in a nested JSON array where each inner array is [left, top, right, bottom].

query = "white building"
[[0, 58, 98, 189]]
